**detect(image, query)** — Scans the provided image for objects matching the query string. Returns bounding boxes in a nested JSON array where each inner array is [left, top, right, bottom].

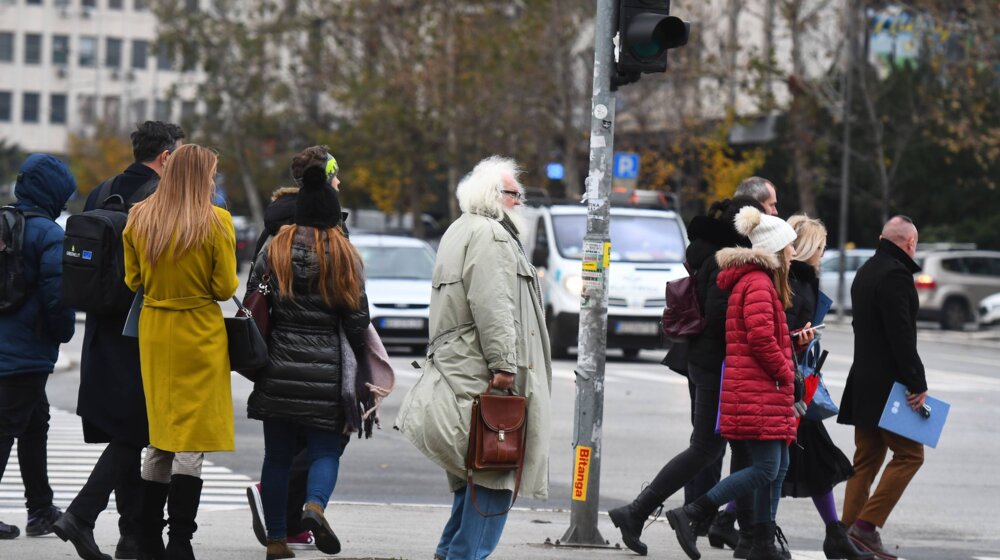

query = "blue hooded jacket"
[[0, 154, 77, 377]]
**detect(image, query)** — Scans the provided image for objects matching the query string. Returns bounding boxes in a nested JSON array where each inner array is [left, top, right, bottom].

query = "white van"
[[520, 204, 689, 358]]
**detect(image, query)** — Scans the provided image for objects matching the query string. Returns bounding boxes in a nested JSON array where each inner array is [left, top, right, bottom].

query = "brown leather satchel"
[[465, 378, 527, 517]]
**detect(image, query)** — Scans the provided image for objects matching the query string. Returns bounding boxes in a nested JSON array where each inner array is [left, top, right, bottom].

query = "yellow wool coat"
[[123, 206, 240, 452]]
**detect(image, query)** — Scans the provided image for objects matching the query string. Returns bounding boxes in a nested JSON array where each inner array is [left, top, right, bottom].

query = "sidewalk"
[[7, 502, 758, 560]]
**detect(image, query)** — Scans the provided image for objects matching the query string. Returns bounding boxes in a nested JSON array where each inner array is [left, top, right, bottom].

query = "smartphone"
[[791, 324, 826, 337]]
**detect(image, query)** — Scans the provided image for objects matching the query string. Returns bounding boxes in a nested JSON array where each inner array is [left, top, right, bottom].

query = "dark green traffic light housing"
[[614, 0, 689, 88]]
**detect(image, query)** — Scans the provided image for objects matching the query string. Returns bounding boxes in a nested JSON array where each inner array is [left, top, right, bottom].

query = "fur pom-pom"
[[302, 166, 326, 190], [733, 205, 762, 236]]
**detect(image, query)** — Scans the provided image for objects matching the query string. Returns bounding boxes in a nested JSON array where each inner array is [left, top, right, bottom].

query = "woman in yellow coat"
[[122, 143, 239, 560]]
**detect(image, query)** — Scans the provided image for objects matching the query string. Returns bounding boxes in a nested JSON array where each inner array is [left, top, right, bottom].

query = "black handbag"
[[226, 296, 268, 375]]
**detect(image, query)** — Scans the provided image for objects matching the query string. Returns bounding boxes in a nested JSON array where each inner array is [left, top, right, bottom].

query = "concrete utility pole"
[[558, 0, 615, 547], [836, 0, 855, 324]]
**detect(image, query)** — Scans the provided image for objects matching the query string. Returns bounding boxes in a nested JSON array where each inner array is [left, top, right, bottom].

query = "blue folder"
[[122, 287, 143, 338], [878, 382, 950, 448], [814, 290, 833, 326]]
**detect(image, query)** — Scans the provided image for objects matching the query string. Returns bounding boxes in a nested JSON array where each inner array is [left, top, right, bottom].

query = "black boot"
[[665, 496, 714, 560], [707, 510, 739, 550], [824, 522, 875, 560], [165, 475, 202, 560], [732, 499, 754, 559], [52, 510, 112, 560], [136, 480, 169, 560], [748, 522, 785, 560], [608, 487, 665, 556]]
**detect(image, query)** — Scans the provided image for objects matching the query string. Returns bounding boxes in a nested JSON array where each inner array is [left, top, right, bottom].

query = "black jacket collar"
[[877, 238, 921, 273], [789, 259, 818, 283]]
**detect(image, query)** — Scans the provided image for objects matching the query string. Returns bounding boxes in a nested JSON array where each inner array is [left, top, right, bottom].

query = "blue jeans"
[[705, 439, 789, 523], [435, 485, 513, 560], [260, 420, 347, 539]]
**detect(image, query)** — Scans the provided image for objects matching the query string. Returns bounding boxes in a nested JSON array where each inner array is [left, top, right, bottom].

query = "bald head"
[[880, 216, 919, 257]]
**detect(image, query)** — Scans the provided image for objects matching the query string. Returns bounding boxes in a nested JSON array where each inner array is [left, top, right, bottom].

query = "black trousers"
[[67, 440, 143, 534], [684, 376, 724, 504], [649, 363, 728, 500], [0, 372, 55, 514], [285, 443, 310, 536]]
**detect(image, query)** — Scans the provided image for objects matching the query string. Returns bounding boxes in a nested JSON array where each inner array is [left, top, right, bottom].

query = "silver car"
[[915, 251, 1000, 330], [819, 248, 876, 313]]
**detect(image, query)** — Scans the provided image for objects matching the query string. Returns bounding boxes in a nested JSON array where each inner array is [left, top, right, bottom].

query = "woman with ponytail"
[[245, 163, 370, 560], [122, 143, 240, 560]]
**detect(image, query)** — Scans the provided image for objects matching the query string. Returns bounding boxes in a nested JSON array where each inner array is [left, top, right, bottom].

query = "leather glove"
[[794, 400, 808, 418]]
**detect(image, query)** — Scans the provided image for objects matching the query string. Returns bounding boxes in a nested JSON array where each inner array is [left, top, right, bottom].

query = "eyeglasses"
[[502, 190, 524, 201]]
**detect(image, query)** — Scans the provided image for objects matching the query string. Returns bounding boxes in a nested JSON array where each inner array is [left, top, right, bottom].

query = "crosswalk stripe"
[[0, 407, 252, 513]]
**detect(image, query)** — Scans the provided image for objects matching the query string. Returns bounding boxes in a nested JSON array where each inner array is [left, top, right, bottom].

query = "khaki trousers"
[[842, 426, 924, 527]]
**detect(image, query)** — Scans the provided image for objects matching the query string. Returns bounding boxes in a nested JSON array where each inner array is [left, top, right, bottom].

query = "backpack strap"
[[126, 176, 160, 206]]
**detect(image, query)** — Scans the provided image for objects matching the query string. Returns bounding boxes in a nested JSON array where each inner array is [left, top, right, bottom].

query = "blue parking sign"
[[614, 152, 640, 179]]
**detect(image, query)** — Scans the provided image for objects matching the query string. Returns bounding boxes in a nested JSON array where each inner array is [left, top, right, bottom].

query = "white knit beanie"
[[733, 206, 796, 254]]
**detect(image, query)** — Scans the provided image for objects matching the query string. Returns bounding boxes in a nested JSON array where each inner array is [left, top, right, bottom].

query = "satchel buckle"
[[498, 430, 505, 442]]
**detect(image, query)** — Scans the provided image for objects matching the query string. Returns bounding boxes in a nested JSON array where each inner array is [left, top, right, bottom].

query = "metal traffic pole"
[[556, 0, 617, 548]]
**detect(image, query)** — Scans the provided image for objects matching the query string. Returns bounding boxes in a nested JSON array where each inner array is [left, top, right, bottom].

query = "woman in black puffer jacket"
[[247, 164, 369, 560]]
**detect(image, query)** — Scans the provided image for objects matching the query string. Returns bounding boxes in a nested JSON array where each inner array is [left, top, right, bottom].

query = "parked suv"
[[913, 250, 1000, 330]]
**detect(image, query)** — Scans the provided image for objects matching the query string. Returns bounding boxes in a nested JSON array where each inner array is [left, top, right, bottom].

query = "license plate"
[[380, 318, 425, 330], [614, 321, 659, 335]]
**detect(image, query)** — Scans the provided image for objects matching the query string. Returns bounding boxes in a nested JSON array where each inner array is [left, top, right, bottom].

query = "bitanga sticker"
[[572, 445, 592, 501]]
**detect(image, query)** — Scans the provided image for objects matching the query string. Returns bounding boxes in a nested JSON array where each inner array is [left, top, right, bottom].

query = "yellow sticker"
[[572, 446, 592, 501], [603, 242, 611, 268], [582, 261, 598, 272]]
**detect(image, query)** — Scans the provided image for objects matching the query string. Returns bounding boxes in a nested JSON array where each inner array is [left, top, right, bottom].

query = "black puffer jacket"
[[786, 260, 818, 334], [246, 227, 370, 433], [685, 215, 745, 380]]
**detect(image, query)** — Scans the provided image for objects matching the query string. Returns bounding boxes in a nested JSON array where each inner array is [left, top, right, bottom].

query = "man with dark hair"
[[838, 216, 926, 560], [289, 145, 335, 187], [52, 121, 185, 560], [735, 177, 778, 216]]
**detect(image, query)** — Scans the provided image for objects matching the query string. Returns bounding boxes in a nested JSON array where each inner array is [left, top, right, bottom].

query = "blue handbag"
[[798, 338, 839, 421]]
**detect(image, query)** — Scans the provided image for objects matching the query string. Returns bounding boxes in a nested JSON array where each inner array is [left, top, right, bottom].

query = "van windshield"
[[551, 214, 685, 263]]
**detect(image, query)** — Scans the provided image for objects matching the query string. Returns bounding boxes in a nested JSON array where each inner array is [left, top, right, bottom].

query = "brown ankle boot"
[[300, 502, 341, 555], [265, 539, 294, 560]]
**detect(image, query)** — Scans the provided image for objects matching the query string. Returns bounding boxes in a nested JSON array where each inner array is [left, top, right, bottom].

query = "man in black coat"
[[52, 121, 185, 560], [838, 216, 927, 560]]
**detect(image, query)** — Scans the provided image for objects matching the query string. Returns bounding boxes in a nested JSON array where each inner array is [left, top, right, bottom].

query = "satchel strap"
[[466, 433, 525, 518]]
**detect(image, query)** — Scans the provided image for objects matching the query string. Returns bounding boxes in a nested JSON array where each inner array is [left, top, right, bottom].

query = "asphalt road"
[[45, 315, 1000, 559]]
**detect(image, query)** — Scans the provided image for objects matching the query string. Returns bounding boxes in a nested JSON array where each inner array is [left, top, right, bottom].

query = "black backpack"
[[0, 206, 49, 314], [62, 176, 157, 315]]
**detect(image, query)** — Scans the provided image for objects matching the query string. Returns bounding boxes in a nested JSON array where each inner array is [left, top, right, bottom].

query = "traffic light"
[[614, 0, 689, 87]]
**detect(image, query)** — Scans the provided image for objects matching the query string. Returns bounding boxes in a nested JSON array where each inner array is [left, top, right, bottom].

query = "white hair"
[[456, 156, 522, 220]]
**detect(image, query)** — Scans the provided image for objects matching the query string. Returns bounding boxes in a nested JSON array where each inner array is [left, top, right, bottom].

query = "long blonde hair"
[[268, 225, 364, 310], [787, 214, 827, 271], [125, 144, 223, 268], [772, 250, 793, 309]]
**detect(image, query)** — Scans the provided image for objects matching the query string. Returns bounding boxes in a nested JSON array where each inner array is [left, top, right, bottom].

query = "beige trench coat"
[[395, 213, 552, 499]]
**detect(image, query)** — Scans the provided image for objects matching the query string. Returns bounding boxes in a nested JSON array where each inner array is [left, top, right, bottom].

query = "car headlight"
[[563, 274, 583, 297]]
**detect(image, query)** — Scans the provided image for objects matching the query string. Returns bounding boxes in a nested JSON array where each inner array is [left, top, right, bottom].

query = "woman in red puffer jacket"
[[667, 206, 798, 560]]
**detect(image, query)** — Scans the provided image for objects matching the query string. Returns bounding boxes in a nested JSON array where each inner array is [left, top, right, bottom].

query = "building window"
[[50, 94, 67, 124], [103, 95, 121, 128], [131, 40, 148, 69], [78, 94, 96, 125], [154, 99, 171, 121], [134, 0, 148, 10], [24, 34, 42, 65], [79, 36, 97, 67], [52, 35, 69, 65], [185, 0, 198, 10], [156, 42, 172, 71], [0, 33, 15, 63], [131, 99, 147, 123], [109, 0, 124, 9], [26, 0, 43, 5], [82, 0, 96, 7], [23, 93, 40, 123], [181, 100, 196, 123], [0, 92, 11, 122], [106, 38, 122, 68]]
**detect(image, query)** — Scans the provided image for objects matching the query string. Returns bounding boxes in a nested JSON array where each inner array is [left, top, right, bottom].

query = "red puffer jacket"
[[715, 248, 796, 441]]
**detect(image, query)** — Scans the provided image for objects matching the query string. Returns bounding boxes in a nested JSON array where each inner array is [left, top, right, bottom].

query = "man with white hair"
[[735, 176, 779, 216], [838, 216, 926, 559], [395, 156, 552, 559]]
